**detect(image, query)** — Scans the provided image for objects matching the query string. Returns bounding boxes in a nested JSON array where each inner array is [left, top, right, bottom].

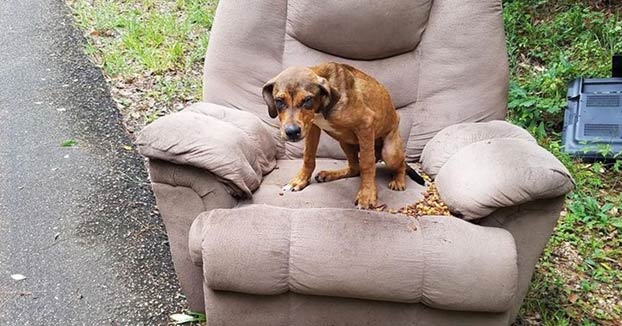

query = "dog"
[[262, 62, 424, 209]]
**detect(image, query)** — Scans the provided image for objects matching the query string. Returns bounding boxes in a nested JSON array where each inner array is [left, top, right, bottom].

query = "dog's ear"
[[317, 77, 340, 117], [262, 78, 278, 118]]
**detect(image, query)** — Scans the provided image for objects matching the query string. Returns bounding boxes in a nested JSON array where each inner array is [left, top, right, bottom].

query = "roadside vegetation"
[[66, 0, 215, 134], [504, 1, 621, 325], [66, 0, 621, 325]]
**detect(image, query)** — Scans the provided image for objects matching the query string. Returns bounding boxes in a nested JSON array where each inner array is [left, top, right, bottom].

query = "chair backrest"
[[202, 0, 509, 161]]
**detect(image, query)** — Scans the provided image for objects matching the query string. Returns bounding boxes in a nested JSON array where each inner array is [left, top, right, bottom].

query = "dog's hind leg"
[[315, 142, 360, 183], [382, 127, 407, 191]]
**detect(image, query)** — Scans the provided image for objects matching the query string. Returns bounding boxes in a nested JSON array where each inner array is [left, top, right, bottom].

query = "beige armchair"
[[136, 0, 575, 325]]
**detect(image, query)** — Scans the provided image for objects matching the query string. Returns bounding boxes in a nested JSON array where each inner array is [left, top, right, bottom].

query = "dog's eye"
[[275, 99, 285, 110], [301, 96, 313, 109]]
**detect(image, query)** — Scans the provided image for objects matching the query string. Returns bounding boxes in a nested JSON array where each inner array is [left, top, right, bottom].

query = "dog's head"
[[262, 66, 340, 142]]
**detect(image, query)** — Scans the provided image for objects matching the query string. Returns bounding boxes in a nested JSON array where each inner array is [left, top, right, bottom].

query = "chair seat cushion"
[[189, 205, 518, 313], [240, 159, 426, 210]]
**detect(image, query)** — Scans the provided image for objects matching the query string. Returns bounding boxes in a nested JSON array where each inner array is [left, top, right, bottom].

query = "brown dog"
[[262, 62, 424, 209]]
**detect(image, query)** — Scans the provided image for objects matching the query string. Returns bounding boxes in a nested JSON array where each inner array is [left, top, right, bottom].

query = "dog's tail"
[[405, 163, 426, 185]]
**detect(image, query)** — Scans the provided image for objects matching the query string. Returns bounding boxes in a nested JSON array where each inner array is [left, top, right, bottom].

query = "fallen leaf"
[[170, 314, 194, 324], [11, 274, 26, 281], [121, 145, 132, 151], [568, 293, 578, 303], [170, 312, 205, 324], [61, 139, 77, 147]]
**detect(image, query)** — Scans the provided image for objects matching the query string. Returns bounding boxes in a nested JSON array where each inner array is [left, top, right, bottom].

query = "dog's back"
[[311, 62, 396, 123]]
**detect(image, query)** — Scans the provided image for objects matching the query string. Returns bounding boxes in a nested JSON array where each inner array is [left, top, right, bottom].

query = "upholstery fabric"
[[201, 0, 509, 160], [148, 160, 237, 311], [136, 102, 277, 197], [478, 197, 566, 322], [420, 120, 537, 177], [204, 290, 510, 326], [190, 205, 518, 313], [240, 159, 427, 209], [420, 122, 574, 219], [287, 0, 433, 60], [405, 0, 509, 159]]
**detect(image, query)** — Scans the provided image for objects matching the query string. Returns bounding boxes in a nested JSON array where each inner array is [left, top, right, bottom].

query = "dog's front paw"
[[282, 177, 309, 192], [355, 188, 377, 209]]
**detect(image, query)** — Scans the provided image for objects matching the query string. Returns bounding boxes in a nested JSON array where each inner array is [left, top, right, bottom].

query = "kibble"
[[374, 172, 451, 218]]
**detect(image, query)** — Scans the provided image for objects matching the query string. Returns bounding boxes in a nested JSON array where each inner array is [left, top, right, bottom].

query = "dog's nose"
[[284, 124, 301, 139]]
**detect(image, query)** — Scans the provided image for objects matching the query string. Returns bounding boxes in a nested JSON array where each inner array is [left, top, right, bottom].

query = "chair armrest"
[[421, 121, 575, 220], [189, 205, 519, 313], [136, 102, 277, 198], [149, 160, 237, 312], [478, 197, 565, 321]]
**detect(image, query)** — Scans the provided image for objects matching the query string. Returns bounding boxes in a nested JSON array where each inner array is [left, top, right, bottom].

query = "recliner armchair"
[[136, 0, 575, 325]]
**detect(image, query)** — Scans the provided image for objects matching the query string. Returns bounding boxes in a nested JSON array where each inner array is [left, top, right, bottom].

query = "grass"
[[66, 0, 216, 133], [65, 0, 621, 325]]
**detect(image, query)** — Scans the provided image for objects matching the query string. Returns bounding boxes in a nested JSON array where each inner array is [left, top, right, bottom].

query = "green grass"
[[66, 0, 215, 132], [66, 0, 621, 325], [71, 0, 213, 75]]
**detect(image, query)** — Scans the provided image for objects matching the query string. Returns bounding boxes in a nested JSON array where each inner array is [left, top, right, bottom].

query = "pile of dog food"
[[374, 171, 451, 217], [392, 182, 451, 217]]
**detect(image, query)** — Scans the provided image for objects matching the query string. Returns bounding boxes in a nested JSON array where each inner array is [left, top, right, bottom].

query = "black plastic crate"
[[562, 57, 622, 159]]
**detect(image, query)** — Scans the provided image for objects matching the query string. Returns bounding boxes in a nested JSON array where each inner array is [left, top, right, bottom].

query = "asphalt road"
[[0, 1, 185, 324]]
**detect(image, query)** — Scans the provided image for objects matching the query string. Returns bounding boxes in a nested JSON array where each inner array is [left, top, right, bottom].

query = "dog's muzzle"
[[284, 124, 302, 142]]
